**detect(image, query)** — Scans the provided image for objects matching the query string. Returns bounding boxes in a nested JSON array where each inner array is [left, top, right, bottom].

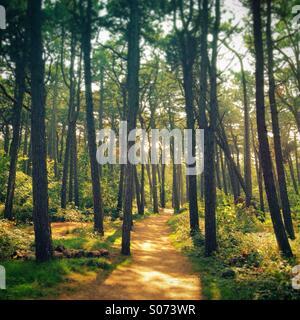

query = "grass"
[[0, 212, 151, 300], [168, 202, 300, 300], [0, 257, 111, 299]]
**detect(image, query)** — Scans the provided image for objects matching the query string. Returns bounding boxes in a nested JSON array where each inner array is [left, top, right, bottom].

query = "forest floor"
[[59, 209, 202, 300]]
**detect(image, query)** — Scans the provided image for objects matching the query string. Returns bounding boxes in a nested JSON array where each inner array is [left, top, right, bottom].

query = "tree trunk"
[[288, 154, 299, 195], [160, 163, 166, 208], [73, 130, 79, 207], [48, 63, 58, 177], [81, 0, 104, 234], [22, 112, 30, 173], [216, 126, 247, 194], [117, 164, 125, 214], [121, 0, 140, 255], [295, 133, 300, 186], [28, 0, 52, 262], [220, 149, 228, 194], [4, 57, 26, 220], [215, 145, 222, 190], [242, 68, 252, 206], [252, 0, 292, 257], [61, 126, 71, 208], [68, 127, 75, 203], [255, 146, 265, 212], [228, 158, 239, 201], [224, 44, 252, 206], [204, 0, 220, 256], [98, 65, 104, 177], [59, 122, 66, 164], [151, 163, 159, 213], [232, 134, 241, 197], [266, 0, 295, 239], [146, 161, 153, 202], [172, 162, 180, 212], [73, 56, 82, 208], [180, 32, 199, 234], [61, 31, 76, 208], [134, 166, 142, 214], [251, 123, 265, 212], [140, 163, 145, 213], [3, 124, 10, 155]]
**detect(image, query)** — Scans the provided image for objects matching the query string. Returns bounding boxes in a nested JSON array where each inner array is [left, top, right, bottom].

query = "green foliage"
[[289, 192, 300, 220], [0, 214, 128, 299], [13, 171, 32, 207], [53, 205, 93, 223], [0, 257, 111, 300], [168, 200, 300, 300], [8, 171, 33, 223], [47, 159, 61, 210], [0, 151, 9, 202], [0, 220, 33, 260]]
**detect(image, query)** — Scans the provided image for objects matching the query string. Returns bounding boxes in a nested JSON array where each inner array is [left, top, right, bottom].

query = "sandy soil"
[[60, 209, 202, 300]]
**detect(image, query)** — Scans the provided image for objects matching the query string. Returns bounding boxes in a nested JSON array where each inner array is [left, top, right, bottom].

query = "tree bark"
[[251, 0, 292, 257], [117, 164, 125, 214], [295, 133, 300, 186], [140, 163, 145, 213], [224, 43, 252, 206], [61, 31, 77, 208], [28, 0, 52, 262], [3, 124, 10, 155], [121, 0, 140, 255], [180, 31, 199, 234], [134, 166, 142, 214], [288, 154, 299, 195], [4, 56, 26, 220], [81, 0, 104, 234], [220, 150, 228, 195], [266, 0, 295, 239], [48, 63, 59, 177], [22, 111, 30, 173], [204, 0, 220, 256], [215, 145, 222, 190], [251, 122, 265, 212], [151, 164, 159, 213], [160, 163, 166, 208]]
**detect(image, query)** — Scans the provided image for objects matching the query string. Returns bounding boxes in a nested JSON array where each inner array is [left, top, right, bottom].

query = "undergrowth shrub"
[[53, 205, 93, 222], [168, 196, 300, 300], [0, 220, 33, 260], [0, 151, 9, 202]]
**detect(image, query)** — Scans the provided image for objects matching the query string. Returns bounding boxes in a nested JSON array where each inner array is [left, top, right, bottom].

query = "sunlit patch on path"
[[60, 209, 202, 300]]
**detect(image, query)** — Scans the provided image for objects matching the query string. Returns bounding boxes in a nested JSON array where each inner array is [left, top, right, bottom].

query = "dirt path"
[[60, 209, 202, 300]]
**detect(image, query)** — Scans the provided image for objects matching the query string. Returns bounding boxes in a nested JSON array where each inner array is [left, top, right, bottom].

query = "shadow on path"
[[60, 209, 202, 300]]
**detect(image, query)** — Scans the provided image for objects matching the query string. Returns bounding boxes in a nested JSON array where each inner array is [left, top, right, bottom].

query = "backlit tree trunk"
[[121, 0, 140, 255], [81, 0, 104, 234], [251, 0, 293, 257]]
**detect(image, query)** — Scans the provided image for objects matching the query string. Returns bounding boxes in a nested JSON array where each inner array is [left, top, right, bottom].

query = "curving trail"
[[60, 209, 202, 300]]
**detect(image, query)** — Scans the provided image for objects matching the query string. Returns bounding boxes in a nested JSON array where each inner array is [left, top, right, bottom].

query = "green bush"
[[168, 201, 300, 300], [14, 171, 32, 207], [0, 151, 9, 202], [14, 204, 33, 223], [52, 205, 93, 222], [0, 220, 33, 260]]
